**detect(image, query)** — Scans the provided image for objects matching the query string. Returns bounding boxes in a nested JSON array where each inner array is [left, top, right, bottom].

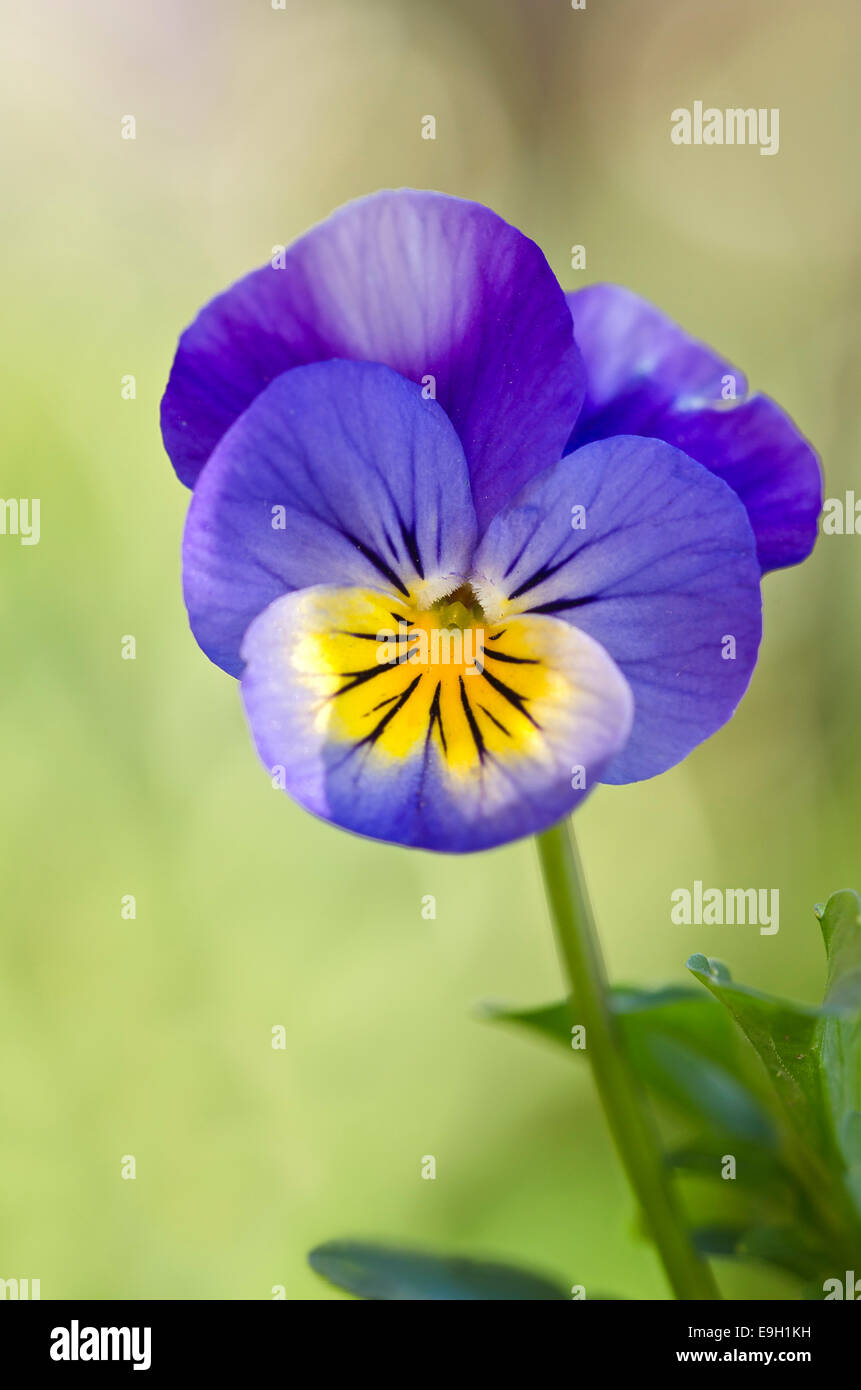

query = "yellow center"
[[292, 584, 559, 777]]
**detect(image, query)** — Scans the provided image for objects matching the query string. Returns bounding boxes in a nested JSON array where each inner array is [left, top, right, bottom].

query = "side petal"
[[566, 283, 821, 571], [472, 435, 763, 785], [162, 189, 584, 528], [182, 360, 477, 676], [239, 586, 634, 853], [567, 283, 744, 439], [654, 394, 822, 573]]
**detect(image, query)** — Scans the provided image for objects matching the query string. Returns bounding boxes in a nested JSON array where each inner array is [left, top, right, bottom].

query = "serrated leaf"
[[307, 1240, 569, 1300]]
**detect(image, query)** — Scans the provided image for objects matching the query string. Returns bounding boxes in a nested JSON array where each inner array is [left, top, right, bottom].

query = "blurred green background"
[[1, 0, 859, 1300]]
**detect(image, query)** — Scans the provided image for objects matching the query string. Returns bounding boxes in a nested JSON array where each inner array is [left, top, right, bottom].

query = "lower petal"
[[239, 586, 634, 853]]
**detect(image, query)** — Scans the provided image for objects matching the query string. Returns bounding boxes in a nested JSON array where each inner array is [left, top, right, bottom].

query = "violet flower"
[[161, 190, 821, 852]]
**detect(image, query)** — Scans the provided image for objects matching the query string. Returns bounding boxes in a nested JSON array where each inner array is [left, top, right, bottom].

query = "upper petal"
[[239, 585, 633, 853], [182, 360, 477, 676], [472, 434, 763, 785], [566, 283, 821, 571], [162, 189, 584, 528]]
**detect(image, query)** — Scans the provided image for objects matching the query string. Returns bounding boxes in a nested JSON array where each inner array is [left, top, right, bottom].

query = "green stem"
[[536, 818, 721, 1301]]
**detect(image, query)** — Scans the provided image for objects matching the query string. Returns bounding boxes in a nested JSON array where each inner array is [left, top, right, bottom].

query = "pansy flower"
[[161, 190, 821, 852]]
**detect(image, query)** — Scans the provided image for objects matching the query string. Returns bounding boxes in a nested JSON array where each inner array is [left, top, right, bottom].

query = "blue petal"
[[568, 282, 743, 437], [182, 360, 477, 676], [472, 435, 763, 784], [653, 395, 822, 574], [567, 284, 821, 571]]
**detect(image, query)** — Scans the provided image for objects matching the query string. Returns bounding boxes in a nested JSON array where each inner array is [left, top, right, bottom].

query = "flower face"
[[162, 190, 821, 852]]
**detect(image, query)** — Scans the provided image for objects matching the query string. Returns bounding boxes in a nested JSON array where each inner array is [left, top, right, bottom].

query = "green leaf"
[[307, 1240, 569, 1300], [687, 893, 861, 1245], [818, 889, 861, 1011], [636, 1033, 775, 1145], [667, 1137, 794, 1198], [688, 1221, 834, 1283], [816, 892, 861, 1185], [688, 893, 861, 1176], [691, 1225, 745, 1258], [685, 953, 837, 1161], [477, 996, 576, 1050], [737, 1225, 833, 1283], [479, 984, 775, 1145]]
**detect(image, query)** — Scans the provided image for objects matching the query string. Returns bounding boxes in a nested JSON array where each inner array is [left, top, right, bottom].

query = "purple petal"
[[473, 435, 763, 784], [182, 360, 477, 676], [162, 189, 584, 528], [566, 284, 821, 572], [239, 585, 633, 853], [567, 282, 744, 435], [654, 395, 822, 573]]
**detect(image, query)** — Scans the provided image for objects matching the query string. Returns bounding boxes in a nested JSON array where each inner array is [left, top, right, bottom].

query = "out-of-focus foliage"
[[472, 893, 861, 1299]]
